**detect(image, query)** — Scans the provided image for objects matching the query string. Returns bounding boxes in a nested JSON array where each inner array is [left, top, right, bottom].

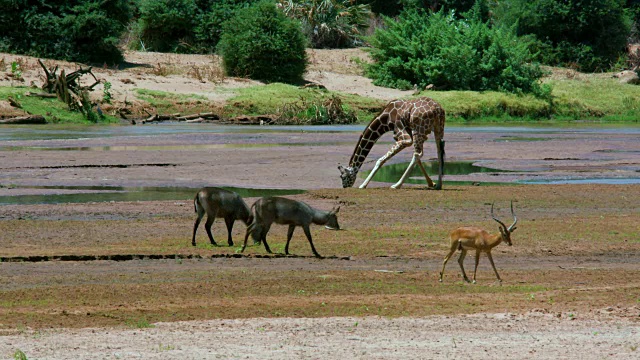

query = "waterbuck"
[[241, 197, 341, 258], [192, 187, 252, 247]]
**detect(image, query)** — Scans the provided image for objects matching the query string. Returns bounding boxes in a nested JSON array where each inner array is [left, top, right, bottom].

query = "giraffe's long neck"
[[349, 117, 391, 171]]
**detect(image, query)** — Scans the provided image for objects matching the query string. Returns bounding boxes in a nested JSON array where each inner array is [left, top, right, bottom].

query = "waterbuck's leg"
[[486, 251, 502, 283], [439, 246, 457, 282], [457, 249, 470, 283], [302, 225, 322, 258], [261, 224, 273, 254], [204, 215, 218, 246], [285, 225, 296, 255], [472, 250, 481, 284], [192, 205, 205, 246], [241, 222, 256, 253], [224, 216, 234, 246]]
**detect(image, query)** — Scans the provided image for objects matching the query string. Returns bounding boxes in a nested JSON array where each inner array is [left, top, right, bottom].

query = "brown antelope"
[[241, 196, 340, 258], [192, 187, 252, 247], [439, 201, 518, 284]]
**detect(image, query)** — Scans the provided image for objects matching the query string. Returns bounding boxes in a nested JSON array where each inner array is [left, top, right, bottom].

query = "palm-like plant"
[[278, 0, 371, 48]]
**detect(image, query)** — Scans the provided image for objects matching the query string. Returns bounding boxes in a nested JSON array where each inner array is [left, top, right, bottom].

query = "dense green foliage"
[[493, 0, 631, 72], [0, 0, 132, 63], [138, 0, 198, 52], [357, 0, 487, 17], [279, 0, 372, 48], [217, 1, 308, 83], [367, 7, 545, 95], [135, 0, 260, 53]]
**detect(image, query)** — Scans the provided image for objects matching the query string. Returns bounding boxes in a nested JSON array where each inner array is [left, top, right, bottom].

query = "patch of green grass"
[[125, 316, 155, 329], [0, 86, 118, 124], [225, 83, 383, 121]]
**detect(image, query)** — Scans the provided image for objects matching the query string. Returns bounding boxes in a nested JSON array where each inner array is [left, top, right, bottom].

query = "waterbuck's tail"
[[193, 194, 200, 213]]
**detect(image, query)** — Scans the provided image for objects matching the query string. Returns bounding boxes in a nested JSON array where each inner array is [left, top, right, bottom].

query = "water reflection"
[[362, 161, 509, 185]]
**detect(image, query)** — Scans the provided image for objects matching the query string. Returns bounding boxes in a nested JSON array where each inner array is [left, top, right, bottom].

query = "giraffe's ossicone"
[[339, 97, 445, 189]]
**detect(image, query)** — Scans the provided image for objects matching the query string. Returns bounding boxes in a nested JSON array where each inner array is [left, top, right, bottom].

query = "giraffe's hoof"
[[390, 184, 402, 189]]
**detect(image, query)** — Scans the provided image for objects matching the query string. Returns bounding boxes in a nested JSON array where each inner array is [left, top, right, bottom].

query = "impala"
[[439, 201, 518, 284]]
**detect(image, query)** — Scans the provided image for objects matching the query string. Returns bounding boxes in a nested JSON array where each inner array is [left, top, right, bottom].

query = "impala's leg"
[[285, 224, 295, 255], [204, 214, 218, 246], [457, 249, 471, 283], [486, 251, 502, 283], [472, 250, 481, 284], [302, 225, 322, 258], [360, 130, 412, 189], [192, 201, 206, 246], [224, 216, 234, 247], [439, 244, 457, 282]]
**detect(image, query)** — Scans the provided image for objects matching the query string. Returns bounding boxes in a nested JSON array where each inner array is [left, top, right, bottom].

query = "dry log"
[[177, 112, 216, 121], [0, 115, 46, 124], [25, 91, 57, 98]]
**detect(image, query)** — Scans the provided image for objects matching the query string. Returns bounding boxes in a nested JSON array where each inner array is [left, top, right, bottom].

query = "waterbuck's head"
[[491, 201, 518, 246], [338, 165, 357, 188], [324, 206, 341, 230]]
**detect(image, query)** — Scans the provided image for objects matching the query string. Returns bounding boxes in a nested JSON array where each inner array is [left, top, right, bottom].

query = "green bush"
[[193, 0, 261, 53], [217, 1, 307, 83], [133, 0, 261, 53], [0, 0, 132, 64], [138, 0, 198, 52], [366, 7, 545, 95], [492, 0, 631, 72]]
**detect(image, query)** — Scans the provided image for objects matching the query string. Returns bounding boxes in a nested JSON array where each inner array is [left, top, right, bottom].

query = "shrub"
[[279, 0, 372, 48], [138, 0, 198, 52], [217, 1, 307, 83], [366, 7, 545, 95], [492, 0, 631, 72], [0, 0, 132, 64], [193, 0, 261, 53]]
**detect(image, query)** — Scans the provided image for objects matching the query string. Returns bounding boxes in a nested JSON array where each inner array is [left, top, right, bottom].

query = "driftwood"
[[0, 115, 46, 124], [38, 59, 101, 116], [137, 112, 273, 125], [25, 91, 57, 98]]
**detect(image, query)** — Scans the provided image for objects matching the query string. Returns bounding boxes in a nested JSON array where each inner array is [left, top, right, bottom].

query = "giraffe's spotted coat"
[[339, 97, 446, 189]]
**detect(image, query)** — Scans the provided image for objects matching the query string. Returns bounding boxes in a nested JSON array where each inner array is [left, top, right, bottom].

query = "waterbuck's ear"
[[338, 165, 344, 172], [510, 226, 518, 232], [332, 206, 340, 214]]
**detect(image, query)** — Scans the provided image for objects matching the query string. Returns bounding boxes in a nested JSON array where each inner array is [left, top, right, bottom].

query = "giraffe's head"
[[338, 165, 358, 188]]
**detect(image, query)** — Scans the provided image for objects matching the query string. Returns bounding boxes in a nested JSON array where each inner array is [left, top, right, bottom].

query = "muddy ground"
[[0, 124, 639, 359], [1, 50, 640, 358]]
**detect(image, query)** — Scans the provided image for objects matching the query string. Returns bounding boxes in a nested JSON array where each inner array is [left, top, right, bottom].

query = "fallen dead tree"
[[0, 115, 46, 124], [138, 112, 274, 125], [38, 59, 101, 118]]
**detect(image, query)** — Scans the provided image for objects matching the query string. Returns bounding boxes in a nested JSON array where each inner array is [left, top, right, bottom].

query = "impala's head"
[[491, 201, 518, 246], [324, 206, 341, 230], [338, 165, 357, 188]]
